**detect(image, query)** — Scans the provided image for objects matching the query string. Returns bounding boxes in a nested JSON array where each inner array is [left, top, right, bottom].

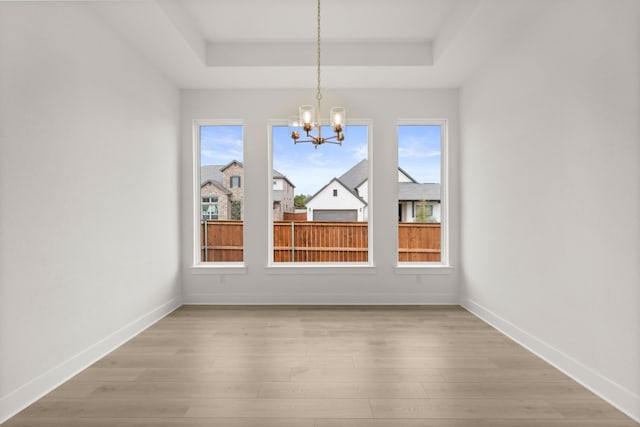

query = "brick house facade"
[[201, 161, 295, 221]]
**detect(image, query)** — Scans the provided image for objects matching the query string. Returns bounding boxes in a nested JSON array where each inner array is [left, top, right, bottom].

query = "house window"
[[202, 197, 218, 220], [415, 201, 433, 221], [269, 121, 371, 264], [398, 122, 446, 264], [196, 122, 244, 264]]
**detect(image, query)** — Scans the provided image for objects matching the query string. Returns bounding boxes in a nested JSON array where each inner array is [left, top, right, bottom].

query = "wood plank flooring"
[[3, 306, 637, 426]]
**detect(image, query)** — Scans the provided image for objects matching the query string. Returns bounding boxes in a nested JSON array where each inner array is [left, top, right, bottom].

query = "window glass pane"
[[272, 125, 369, 263], [398, 124, 442, 262], [202, 203, 218, 220], [199, 124, 243, 263]]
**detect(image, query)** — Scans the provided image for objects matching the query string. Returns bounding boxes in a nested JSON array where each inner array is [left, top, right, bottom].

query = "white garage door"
[[313, 209, 357, 222]]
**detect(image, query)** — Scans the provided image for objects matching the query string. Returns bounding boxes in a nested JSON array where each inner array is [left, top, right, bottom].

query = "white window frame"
[[395, 119, 451, 273], [266, 119, 375, 273], [191, 119, 246, 272]]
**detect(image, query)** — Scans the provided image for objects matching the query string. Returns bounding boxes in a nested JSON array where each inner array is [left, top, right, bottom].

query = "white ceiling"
[[90, 0, 555, 89], [181, 0, 457, 42]]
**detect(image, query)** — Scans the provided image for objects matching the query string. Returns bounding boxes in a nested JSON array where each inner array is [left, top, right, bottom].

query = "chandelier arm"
[[321, 136, 342, 143]]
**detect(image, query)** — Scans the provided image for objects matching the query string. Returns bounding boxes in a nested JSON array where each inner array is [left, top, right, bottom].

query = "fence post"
[[291, 221, 295, 262]]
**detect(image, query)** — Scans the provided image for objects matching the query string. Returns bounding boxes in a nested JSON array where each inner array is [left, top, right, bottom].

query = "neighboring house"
[[272, 171, 296, 221], [201, 161, 295, 221], [305, 178, 367, 221], [306, 159, 441, 222], [396, 164, 441, 223]]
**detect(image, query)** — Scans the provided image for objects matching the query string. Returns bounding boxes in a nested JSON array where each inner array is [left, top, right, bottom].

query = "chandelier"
[[289, 0, 345, 149]]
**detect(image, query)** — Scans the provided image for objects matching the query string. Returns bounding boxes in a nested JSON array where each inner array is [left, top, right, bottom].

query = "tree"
[[230, 200, 242, 220], [294, 194, 310, 209], [415, 200, 432, 223]]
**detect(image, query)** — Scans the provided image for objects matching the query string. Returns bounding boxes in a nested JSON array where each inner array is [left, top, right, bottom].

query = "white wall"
[[432, 203, 441, 224], [398, 170, 413, 182], [181, 88, 459, 303], [357, 180, 369, 220], [357, 180, 368, 202], [460, 0, 640, 420], [0, 3, 181, 422]]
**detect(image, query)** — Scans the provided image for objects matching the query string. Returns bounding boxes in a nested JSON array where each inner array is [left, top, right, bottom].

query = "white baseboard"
[[462, 297, 640, 423], [183, 292, 459, 305], [0, 298, 182, 424]]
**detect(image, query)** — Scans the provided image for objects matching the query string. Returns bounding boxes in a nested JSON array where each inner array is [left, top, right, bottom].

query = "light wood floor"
[[4, 306, 637, 426]]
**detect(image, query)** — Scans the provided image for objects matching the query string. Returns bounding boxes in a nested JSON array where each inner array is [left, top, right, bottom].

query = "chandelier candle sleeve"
[[331, 107, 345, 133], [300, 105, 315, 131], [288, 116, 301, 140]]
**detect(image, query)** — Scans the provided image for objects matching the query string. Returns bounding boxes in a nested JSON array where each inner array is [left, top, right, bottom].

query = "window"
[[269, 121, 371, 264], [415, 201, 434, 221], [202, 196, 218, 220], [195, 122, 244, 264], [398, 122, 446, 264]]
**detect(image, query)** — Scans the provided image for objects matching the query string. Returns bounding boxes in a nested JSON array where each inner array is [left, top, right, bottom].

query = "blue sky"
[[272, 125, 368, 196], [201, 124, 440, 196], [397, 125, 441, 184], [200, 125, 243, 165]]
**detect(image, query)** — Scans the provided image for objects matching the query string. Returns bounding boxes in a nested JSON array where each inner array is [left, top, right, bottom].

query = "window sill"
[[265, 263, 377, 275], [190, 264, 247, 275], [394, 264, 453, 275]]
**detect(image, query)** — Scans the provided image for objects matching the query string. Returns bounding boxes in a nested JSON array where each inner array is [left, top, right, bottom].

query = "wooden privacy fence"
[[200, 220, 244, 262], [274, 221, 368, 262], [398, 223, 441, 262], [283, 212, 308, 221], [201, 221, 440, 262]]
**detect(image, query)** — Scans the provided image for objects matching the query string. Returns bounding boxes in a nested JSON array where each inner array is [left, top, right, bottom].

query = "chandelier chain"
[[290, 0, 344, 147], [316, 0, 322, 125]]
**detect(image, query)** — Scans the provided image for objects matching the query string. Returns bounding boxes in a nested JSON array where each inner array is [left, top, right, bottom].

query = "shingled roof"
[[398, 182, 440, 201], [338, 159, 440, 201], [336, 158, 440, 201], [201, 163, 295, 189], [338, 159, 368, 190], [201, 165, 225, 186]]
